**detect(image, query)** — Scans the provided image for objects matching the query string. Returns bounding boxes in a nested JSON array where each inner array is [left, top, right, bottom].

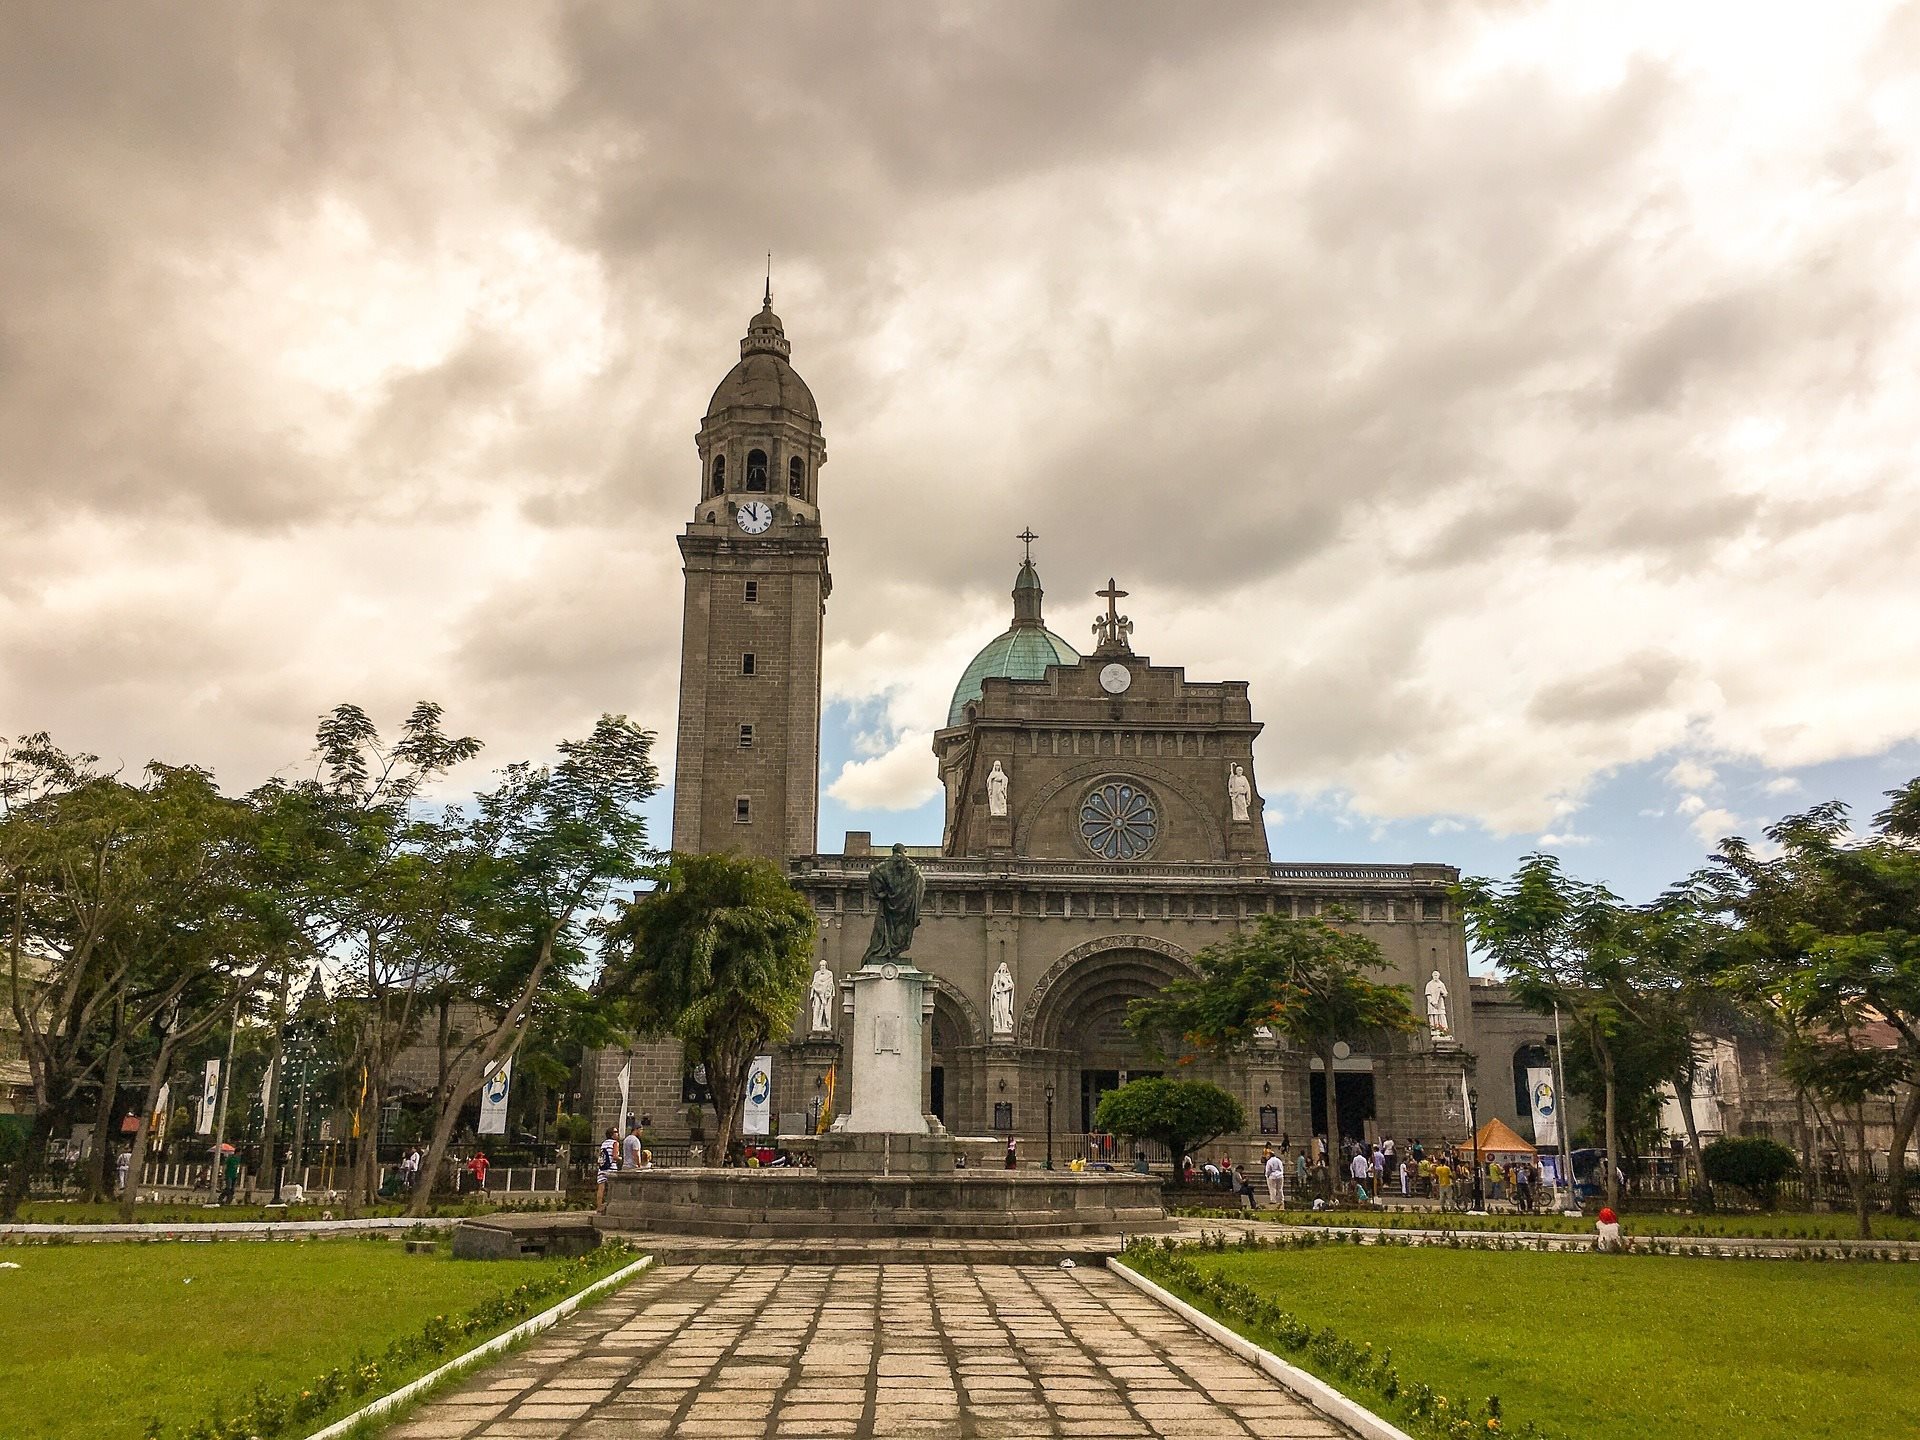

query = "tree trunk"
[[411, 1061, 480, 1217], [1, 1104, 61, 1221], [85, 1002, 128, 1203], [1851, 1102, 1873, 1241], [704, 1048, 755, 1169], [1319, 1043, 1339, 1200], [1887, 1076, 1919, 1219], [1600, 1038, 1620, 1211], [120, 1037, 176, 1221], [1672, 1064, 1712, 1212]]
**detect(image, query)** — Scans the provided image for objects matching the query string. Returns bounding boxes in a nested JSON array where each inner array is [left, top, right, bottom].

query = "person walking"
[[1434, 1158, 1454, 1211], [115, 1147, 131, 1198], [219, 1148, 241, 1205], [1263, 1147, 1286, 1209]]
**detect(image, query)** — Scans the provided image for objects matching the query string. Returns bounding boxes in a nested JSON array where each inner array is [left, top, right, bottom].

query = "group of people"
[[594, 1124, 655, 1209], [1181, 1134, 1554, 1212]]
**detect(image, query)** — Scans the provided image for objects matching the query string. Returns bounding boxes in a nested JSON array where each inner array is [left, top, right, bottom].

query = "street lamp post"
[[1468, 1086, 1485, 1211], [1045, 1083, 1055, 1171]]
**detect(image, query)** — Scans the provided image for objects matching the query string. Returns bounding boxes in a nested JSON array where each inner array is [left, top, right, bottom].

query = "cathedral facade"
[[590, 297, 1557, 1157]]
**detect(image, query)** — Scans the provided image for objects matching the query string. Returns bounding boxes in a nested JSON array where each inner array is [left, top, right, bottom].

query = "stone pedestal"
[[835, 958, 935, 1136]]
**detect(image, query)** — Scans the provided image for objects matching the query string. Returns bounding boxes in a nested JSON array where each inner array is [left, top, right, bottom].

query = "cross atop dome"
[[1092, 577, 1134, 654]]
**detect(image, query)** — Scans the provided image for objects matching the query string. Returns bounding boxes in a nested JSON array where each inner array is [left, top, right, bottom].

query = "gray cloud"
[[1, 1, 1917, 835]]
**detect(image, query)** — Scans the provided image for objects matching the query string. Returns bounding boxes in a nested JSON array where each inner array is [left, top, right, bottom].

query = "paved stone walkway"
[[387, 1262, 1353, 1439]]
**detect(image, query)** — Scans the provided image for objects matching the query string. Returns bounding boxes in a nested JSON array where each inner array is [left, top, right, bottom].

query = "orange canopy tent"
[[1460, 1117, 1537, 1158]]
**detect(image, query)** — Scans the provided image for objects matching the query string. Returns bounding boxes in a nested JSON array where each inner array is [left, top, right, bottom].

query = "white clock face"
[[736, 501, 774, 534], [1099, 662, 1132, 695]]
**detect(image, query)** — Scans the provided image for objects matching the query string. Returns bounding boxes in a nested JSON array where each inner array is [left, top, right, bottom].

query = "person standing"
[[1349, 1148, 1371, 1201], [115, 1147, 131, 1198], [219, 1148, 241, 1205], [1004, 1136, 1018, 1170], [1434, 1158, 1454, 1211], [466, 1148, 490, 1198], [596, 1128, 618, 1210], [1263, 1147, 1286, 1208], [1398, 1157, 1410, 1198]]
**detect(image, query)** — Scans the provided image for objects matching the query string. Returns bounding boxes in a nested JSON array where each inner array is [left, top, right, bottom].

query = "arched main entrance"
[[1024, 938, 1193, 1134]]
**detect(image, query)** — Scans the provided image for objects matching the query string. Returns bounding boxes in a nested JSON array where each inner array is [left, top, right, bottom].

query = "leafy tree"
[[598, 851, 815, 1165], [0, 743, 269, 1219], [1093, 1078, 1243, 1175], [284, 702, 482, 1213], [405, 716, 658, 1214], [1124, 911, 1415, 1198], [1704, 780, 1920, 1234], [1701, 1137, 1797, 1208], [1457, 856, 1653, 1211]]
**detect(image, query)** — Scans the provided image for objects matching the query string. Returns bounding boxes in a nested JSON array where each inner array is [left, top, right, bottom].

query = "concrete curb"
[[1108, 1259, 1417, 1440], [301, 1253, 655, 1440], [1, 1217, 460, 1243]]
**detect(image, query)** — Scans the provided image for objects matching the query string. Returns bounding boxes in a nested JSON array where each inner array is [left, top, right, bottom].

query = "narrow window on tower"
[[739, 724, 754, 749], [710, 455, 725, 495], [743, 580, 759, 603], [789, 456, 805, 500], [735, 796, 752, 823], [745, 449, 768, 492], [740, 652, 756, 675]]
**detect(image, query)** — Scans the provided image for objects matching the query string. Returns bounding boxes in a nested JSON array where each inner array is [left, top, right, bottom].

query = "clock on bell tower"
[[669, 284, 831, 862]]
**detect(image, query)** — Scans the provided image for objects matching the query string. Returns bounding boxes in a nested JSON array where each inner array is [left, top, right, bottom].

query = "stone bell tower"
[[669, 284, 831, 862]]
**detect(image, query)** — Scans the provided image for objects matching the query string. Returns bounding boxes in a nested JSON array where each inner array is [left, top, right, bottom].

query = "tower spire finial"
[[1017, 526, 1038, 566], [765, 253, 772, 308]]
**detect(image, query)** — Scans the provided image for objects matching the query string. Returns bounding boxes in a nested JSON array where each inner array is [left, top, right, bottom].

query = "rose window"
[[1079, 781, 1158, 860]]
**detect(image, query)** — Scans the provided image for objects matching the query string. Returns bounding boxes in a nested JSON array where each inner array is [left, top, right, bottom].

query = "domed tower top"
[[693, 280, 826, 520]]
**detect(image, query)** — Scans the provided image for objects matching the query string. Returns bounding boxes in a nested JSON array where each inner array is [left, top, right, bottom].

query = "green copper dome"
[[946, 553, 1080, 726]]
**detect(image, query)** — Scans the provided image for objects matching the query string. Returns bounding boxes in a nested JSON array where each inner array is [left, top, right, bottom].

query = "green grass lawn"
[[1173, 1245, 1920, 1440], [1171, 1204, 1920, 1242], [0, 1239, 617, 1439]]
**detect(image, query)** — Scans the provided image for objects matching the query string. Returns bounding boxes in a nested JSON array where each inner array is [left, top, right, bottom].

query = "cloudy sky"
[[5, 1, 1918, 901]]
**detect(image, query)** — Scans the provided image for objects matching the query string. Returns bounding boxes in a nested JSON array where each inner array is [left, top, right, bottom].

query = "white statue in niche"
[[987, 760, 1010, 817], [990, 961, 1016, 1036], [809, 960, 835, 1034], [1227, 763, 1252, 823], [1425, 969, 1451, 1037]]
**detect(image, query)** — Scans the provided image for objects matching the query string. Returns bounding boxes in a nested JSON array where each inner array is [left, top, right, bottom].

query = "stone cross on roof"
[[1093, 578, 1134, 653]]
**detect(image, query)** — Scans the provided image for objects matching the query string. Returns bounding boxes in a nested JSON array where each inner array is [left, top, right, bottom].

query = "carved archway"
[[925, 975, 987, 1047], [1014, 759, 1224, 860], [1018, 934, 1195, 1047]]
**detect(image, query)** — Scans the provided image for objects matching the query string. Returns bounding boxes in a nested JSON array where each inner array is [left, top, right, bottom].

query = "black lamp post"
[[1044, 1082, 1056, 1171], [1468, 1086, 1485, 1211]]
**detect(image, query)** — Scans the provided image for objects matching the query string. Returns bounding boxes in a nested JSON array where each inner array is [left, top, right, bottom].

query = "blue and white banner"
[[478, 1057, 512, 1136], [742, 1054, 773, 1137], [196, 1060, 220, 1134], [1527, 1067, 1559, 1147]]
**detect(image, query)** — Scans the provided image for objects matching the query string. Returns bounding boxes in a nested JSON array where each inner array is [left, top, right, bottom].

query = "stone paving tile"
[[387, 1262, 1357, 1440]]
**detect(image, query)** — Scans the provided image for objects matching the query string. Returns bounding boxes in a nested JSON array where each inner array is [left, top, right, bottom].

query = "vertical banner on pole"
[[478, 1057, 513, 1136], [152, 1082, 172, 1150], [742, 1054, 773, 1137], [196, 1061, 220, 1134], [616, 1059, 632, 1133], [1527, 1067, 1559, 1147]]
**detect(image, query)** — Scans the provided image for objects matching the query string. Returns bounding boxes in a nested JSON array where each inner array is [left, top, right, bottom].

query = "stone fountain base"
[[600, 1165, 1169, 1240]]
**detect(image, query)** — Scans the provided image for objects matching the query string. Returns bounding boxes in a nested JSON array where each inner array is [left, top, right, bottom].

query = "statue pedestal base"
[[836, 957, 934, 1136], [816, 1129, 956, 1176]]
